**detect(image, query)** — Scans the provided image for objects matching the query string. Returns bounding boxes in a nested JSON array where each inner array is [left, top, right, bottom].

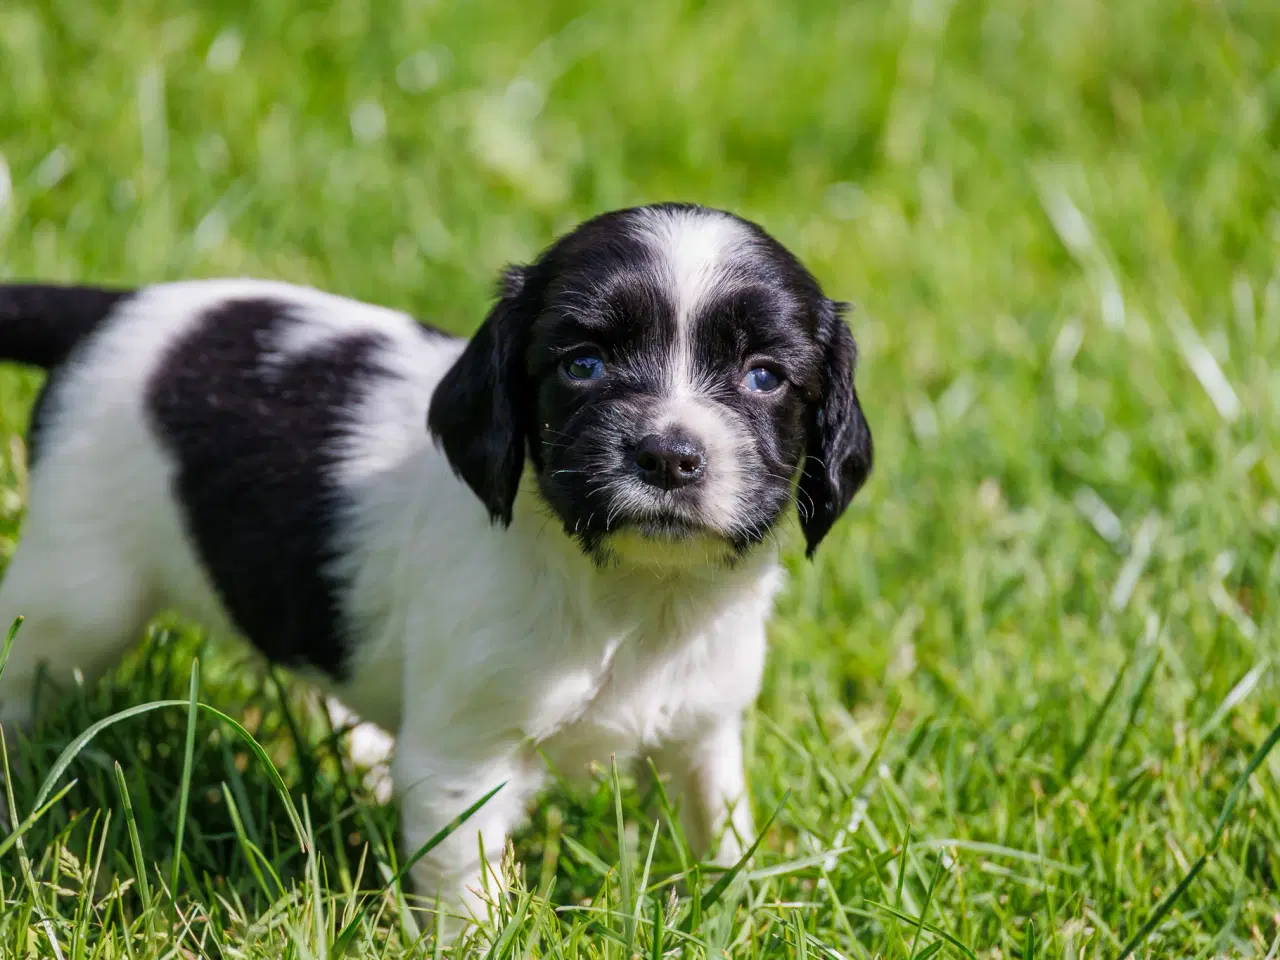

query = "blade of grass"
[[612, 755, 634, 951], [220, 782, 275, 899], [909, 853, 946, 959], [632, 818, 661, 948], [302, 797, 328, 960], [170, 659, 200, 905], [80, 809, 113, 943], [744, 846, 859, 882], [792, 908, 809, 960], [0, 616, 21, 680], [562, 834, 612, 877], [650, 891, 665, 960], [113, 762, 154, 926], [687, 863, 702, 932], [892, 824, 911, 949]]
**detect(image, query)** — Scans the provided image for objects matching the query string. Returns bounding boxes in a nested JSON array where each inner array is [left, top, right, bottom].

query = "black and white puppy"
[[0, 203, 871, 915]]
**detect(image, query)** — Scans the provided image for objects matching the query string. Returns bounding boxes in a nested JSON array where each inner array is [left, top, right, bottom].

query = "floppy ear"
[[427, 267, 534, 526], [796, 300, 873, 557]]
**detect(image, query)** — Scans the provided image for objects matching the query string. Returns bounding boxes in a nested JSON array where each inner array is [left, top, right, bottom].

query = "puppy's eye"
[[564, 355, 606, 381], [742, 366, 782, 393]]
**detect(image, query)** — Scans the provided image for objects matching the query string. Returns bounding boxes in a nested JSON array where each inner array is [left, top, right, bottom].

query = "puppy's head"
[[428, 203, 872, 566]]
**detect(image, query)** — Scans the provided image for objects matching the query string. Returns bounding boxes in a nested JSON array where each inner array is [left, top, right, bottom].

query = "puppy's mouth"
[[598, 508, 737, 570], [620, 514, 707, 541]]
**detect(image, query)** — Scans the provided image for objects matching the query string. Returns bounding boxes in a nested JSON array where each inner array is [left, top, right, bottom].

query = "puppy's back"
[[0, 279, 462, 727]]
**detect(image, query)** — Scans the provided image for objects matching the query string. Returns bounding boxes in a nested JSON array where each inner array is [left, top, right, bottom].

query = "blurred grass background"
[[1, 0, 1279, 956]]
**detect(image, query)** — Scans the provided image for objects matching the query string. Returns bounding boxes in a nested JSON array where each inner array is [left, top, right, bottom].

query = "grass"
[[0, 0, 1279, 955]]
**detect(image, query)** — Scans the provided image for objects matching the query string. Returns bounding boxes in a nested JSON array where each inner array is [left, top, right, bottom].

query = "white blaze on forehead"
[[632, 207, 759, 530], [633, 207, 754, 395], [634, 206, 753, 337]]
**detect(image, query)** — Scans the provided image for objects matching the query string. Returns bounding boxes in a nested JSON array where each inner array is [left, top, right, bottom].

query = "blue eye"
[[742, 366, 781, 393], [565, 355, 606, 381]]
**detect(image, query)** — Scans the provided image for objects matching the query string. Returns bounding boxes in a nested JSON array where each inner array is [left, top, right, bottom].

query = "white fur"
[[0, 276, 782, 923], [634, 207, 758, 532]]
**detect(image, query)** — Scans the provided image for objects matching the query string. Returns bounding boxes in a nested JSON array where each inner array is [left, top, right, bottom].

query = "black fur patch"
[[146, 298, 391, 678], [0, 284, 133, 369], [0, 284, 136, 464]]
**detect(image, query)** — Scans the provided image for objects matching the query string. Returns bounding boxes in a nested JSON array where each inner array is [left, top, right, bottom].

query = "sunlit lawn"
[[0, 0, 1278, 955]]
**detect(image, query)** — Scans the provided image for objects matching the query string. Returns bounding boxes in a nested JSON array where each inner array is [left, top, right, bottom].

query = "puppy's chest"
[[528, 640, 703, 748], [529, 601, 765, 767]]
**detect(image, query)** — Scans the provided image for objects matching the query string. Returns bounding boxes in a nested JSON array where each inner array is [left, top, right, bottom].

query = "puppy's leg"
[[393, 741, 538, 929], [654, 714, 755, 866], [0, 531, 151, 730]]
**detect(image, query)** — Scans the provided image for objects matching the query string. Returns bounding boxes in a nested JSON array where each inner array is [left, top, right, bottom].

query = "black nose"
[[633, 432, 706, 490]]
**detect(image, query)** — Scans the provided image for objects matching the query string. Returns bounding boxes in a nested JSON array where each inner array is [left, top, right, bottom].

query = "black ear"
[[427, 267, 534, 526], [796, 300, 873, 557]]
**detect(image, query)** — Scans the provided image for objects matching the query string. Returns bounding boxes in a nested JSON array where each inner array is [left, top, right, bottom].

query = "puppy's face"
[[429, 204, 872, 566], [528, 210, 829, 562]]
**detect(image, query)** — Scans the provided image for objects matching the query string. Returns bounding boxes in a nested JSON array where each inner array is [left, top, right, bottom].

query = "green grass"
[[1, 0, 1279, 955]]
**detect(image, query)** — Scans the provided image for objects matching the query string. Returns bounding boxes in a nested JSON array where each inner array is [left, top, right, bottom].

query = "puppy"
[[0, 203, 871, 917]]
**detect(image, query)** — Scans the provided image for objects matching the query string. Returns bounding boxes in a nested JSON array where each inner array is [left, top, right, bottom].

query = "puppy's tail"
[[0, 284, 133, 369]]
